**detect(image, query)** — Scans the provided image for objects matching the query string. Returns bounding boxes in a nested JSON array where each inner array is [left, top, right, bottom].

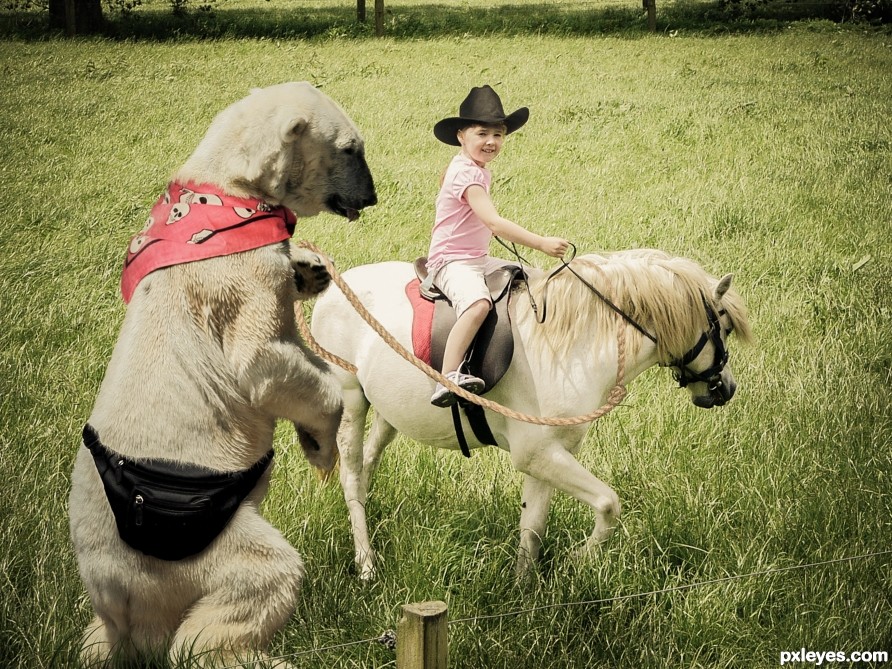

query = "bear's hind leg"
[[169, 527, 304, 668]]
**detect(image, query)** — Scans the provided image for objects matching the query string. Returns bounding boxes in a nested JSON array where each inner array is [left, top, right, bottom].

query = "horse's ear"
[[714, 274, 733, 301]]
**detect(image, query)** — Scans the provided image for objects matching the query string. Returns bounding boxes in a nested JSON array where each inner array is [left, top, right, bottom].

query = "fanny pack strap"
[[82, 424, 273, 495]]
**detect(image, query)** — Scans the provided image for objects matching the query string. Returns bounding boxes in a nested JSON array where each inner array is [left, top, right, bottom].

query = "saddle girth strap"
[[450, 401, 498, 458]]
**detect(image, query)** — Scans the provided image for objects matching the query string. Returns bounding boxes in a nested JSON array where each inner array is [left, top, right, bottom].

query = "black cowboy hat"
[[433, 85, 529, 146]]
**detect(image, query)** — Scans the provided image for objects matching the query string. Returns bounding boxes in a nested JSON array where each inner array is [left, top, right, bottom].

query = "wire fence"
[[219, 548, 892, 668]]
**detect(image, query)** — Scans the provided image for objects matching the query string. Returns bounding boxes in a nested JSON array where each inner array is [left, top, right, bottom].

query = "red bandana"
[[120, 182, 296, 303]]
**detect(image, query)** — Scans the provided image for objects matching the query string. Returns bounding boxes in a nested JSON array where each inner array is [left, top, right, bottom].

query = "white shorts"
[[432, 256, 502, 317]]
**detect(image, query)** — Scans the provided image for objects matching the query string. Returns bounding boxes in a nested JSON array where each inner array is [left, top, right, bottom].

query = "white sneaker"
[[430, 371, 485, 408], [430, 382, 457, 408]]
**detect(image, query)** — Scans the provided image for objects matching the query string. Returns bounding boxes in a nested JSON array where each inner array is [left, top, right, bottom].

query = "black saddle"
[[414, 258, 522, 305], [413, 258, 527, 456], [413, 257, 525, 394]]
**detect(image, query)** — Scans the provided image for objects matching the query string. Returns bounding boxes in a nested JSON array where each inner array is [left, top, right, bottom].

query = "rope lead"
[[294, 240, 627, 427]]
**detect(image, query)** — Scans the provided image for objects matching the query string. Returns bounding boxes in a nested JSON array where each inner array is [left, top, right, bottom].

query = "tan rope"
[[295, 240, 628, 427]]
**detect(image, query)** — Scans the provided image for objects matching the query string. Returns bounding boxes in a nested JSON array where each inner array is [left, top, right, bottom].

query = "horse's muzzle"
[[693, 376, 736, 409]]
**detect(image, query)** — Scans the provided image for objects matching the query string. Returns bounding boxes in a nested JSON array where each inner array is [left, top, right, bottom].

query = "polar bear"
[[69, 82, 376, 668]]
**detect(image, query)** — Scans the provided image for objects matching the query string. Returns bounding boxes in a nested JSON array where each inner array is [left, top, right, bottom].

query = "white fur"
[[311, 255, 750, 581], [69, 82, 375, 668]]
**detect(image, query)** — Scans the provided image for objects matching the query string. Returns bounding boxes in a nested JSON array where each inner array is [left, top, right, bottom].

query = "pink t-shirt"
[[427, 154, 492, 272]]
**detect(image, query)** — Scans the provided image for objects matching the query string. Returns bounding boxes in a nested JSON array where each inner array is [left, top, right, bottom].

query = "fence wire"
[[224, 547, 891, 667], [449, 548, 892, 626]]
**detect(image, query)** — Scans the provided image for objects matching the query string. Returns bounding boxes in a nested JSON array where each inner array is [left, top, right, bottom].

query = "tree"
[[357, 0, 384, 35], [48, 0, 104, 35]]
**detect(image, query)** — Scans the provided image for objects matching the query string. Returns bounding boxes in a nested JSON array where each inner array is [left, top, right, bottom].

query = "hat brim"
[[433, 107, 529, 146]]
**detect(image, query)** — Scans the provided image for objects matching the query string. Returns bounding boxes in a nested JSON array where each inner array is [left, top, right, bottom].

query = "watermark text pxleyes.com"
[[780, 649, 888, 666]]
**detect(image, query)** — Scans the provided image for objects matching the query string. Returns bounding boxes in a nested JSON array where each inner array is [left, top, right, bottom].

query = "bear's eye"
[[343, 146, 356, 156]]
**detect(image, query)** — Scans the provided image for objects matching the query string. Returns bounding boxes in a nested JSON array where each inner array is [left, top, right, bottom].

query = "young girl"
[[428, 85, 569, 407]]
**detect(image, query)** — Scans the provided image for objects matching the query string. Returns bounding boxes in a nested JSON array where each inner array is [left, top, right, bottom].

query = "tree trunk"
[[48, 0, 66, 29], [49, 0, 104, 35], [374, 0, 383, 35]]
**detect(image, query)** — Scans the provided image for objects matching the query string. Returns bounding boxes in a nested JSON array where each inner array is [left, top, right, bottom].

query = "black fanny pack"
[[83, 424, 273, 561]]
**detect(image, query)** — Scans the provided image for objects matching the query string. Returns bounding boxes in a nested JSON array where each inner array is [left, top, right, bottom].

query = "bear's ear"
[[283, 116, 308, 142]]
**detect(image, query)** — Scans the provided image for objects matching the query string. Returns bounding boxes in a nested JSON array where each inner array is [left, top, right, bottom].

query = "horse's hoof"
[[357, 551, 377, 581]]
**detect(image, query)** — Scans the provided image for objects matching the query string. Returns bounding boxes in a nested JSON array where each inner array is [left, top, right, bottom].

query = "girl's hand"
[[539, 236, 571, 258]]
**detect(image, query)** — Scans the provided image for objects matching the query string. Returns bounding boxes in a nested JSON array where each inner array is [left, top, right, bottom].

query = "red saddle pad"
[[405, 278, 434, 366]]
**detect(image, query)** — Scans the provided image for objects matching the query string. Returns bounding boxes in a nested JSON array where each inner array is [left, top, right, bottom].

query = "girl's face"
[[458, 124, 505, 167]]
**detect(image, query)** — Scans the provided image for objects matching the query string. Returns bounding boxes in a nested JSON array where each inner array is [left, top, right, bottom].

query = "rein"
[[496, 238, 657, 343], [497, 238, 728, 389]]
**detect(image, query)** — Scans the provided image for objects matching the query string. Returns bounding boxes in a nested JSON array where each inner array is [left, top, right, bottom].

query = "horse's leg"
[[338, 381, 373, 579], [338, 380, 397, 581], [517, 474, 555, 579], [511, 442, 621, 568], [361, 409, 397, 496], [352, 410, 396, 581]]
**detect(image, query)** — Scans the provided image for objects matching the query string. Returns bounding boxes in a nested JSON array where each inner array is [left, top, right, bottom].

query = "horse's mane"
[[518, 249, 752, 361]]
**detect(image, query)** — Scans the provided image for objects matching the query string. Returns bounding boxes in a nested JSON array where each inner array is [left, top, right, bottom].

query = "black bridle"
[[670, 299, 730, 393], [499, 239, 731, 390]]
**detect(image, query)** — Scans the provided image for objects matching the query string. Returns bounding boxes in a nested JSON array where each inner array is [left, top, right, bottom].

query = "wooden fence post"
[[397, 601, 448, 669]]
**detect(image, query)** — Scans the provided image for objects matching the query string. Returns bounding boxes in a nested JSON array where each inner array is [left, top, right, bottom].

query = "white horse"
[[310, 250, 752, 579]]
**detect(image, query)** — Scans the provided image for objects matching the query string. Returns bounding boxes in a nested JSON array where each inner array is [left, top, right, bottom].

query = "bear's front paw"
[[295, 423, 339, 477], [292, 249, 331, 299]]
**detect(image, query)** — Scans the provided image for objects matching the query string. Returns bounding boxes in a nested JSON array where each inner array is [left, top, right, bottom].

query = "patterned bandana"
[[120, 182, 296, 303]]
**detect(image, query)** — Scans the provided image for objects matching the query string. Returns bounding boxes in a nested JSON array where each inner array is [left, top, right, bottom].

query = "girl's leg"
[[431, 299, 491, 406], [429, 258, 493, 406], [441, 299, 491, 373]]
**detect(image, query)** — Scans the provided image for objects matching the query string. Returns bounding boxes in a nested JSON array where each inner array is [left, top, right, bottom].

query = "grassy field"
[[1, 13, 891, 669]]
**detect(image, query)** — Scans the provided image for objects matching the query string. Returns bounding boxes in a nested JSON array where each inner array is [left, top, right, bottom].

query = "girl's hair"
[[458, 121, 508, 134]]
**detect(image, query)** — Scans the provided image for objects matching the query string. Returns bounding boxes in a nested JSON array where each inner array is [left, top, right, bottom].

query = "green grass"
[[1, 20, 891, 669]]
